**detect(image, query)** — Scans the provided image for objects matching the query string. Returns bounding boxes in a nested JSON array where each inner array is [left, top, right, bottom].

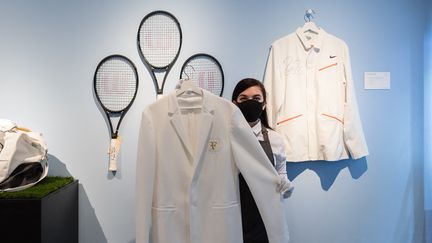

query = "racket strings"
[[184, 58, 223, 96], [96, 59, 137, 111], [139, 14, 181, 68]]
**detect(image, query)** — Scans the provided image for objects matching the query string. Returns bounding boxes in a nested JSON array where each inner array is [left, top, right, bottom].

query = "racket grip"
[[156, 94, 164, 100], [109, 156, 117, 172], [108, 138, 120, 171]]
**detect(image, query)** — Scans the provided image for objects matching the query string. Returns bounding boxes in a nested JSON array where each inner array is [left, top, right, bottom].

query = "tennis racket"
[[180, 53, 224, 96], [94, 54, 139, 172], [137, 10, 182, 99]]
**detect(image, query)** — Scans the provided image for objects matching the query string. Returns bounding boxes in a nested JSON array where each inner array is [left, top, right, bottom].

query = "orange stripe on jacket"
[[322, 113, 344, 124], [319, 63, 338, 71], [277, 114, 303, 125]]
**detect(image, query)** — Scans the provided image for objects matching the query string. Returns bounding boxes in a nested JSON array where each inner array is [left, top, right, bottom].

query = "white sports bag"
[[0, 119, 48, 192]]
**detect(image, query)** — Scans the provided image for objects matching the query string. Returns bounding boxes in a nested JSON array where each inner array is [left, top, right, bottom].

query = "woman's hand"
[[277, 175, 294, 199]]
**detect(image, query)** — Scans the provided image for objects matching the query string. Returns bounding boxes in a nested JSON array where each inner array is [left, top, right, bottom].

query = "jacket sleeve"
[[230, 107, 290, 243], [342, 42, 369, 159], [136, 109, 156, 243], [263, 46, 282, 129]]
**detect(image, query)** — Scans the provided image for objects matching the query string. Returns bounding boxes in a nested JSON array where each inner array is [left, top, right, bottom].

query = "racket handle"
[[156, 94, 164, 100], [109, 157, 117, 172], [108, 137, 121, 171]]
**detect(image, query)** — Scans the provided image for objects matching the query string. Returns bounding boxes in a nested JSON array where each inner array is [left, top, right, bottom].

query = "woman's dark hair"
[[231, 78, 270, 128]]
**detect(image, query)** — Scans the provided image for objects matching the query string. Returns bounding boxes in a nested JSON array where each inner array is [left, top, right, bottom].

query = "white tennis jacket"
[[136, 90, 289, 243], [264, 27, 368, 161]]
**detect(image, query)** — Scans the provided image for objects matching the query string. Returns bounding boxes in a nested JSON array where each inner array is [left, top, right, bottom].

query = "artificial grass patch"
[[0, 176, 75, 199]]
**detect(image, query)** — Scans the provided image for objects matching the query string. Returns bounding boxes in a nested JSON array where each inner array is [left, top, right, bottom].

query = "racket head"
[[93, 54, 139, 114], [180, 53, 225, 96], [137, 10, 183, 70]]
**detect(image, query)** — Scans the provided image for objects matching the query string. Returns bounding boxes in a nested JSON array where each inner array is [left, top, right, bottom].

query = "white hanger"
[[176, 79, 202, 96], [301, 9, 320, 35], [302, 21, 319, 35], [176, 65, 202, 97]]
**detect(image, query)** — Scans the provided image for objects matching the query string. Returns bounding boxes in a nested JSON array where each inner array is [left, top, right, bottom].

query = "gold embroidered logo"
[[208, 139, 221, 152]]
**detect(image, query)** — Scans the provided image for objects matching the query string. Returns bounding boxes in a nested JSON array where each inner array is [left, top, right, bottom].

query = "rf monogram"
[[209, 141, 217, 151]]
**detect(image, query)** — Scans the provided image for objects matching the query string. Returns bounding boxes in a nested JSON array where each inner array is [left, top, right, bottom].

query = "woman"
[[232, 78, 293, 243]]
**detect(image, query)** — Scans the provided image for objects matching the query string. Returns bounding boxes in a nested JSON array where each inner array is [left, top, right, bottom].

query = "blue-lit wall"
[[425, 1, 432, 243], [0, 0, 428, 242]]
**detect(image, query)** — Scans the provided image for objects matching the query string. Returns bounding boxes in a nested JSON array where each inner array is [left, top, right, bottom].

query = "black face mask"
[[237, 99, 264, 122]]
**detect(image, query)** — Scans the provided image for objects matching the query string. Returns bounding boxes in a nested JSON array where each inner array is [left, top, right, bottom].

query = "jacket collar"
[[295, 26, 325, 50], [251, 120, 262, 137]]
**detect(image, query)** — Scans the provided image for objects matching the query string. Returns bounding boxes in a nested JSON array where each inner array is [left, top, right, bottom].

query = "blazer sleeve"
[[263, 46, 281, 129], [136, 109, 156, 243], [342, 42, 369, 159], [229, 107, 290, 243]]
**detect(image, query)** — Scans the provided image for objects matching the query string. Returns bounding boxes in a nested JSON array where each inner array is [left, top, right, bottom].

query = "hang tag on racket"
[[108, 136, 122, 171]]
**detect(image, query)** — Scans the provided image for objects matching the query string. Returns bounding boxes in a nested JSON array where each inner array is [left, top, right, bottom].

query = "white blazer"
[[136, 90, 289, 243], [264, 27, 368, 161]]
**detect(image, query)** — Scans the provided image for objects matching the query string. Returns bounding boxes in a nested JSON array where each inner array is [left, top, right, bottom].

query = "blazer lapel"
[[191, 91, 215, 183], [168, 91, 215, 173], [193, 111, 213, 164], [168, 94, 194, 160]]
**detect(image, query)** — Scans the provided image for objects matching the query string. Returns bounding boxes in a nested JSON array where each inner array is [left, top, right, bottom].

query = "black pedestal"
[[0, 180, 78, 243]]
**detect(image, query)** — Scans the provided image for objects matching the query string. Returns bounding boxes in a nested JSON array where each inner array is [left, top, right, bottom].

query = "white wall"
[[0, 0, 428, 242]]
